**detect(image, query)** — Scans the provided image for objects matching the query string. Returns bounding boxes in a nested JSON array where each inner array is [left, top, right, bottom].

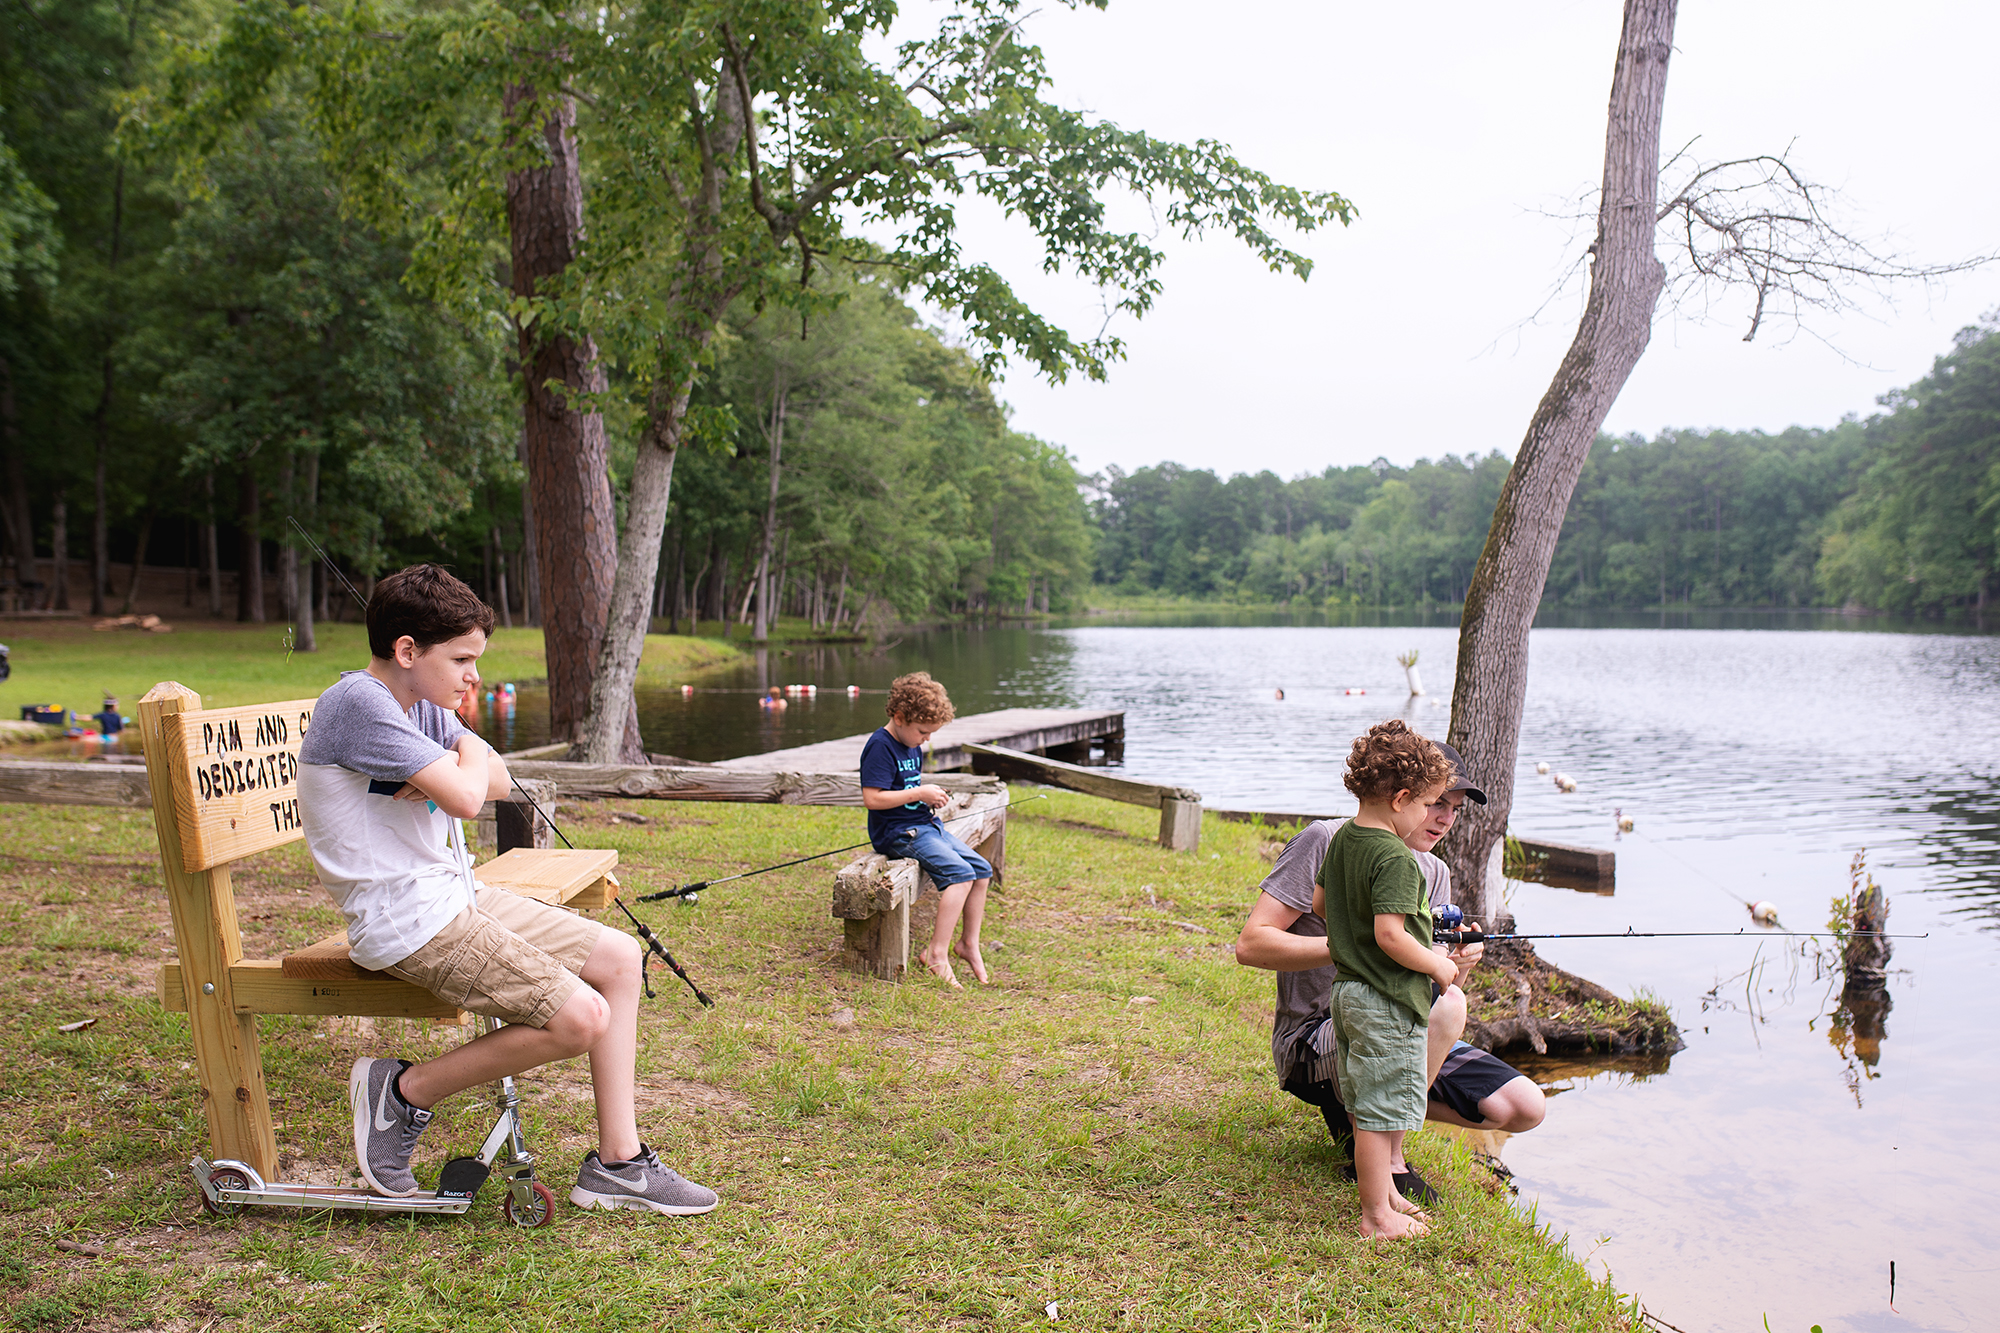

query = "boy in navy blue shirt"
[[859, 672, 991, 987]]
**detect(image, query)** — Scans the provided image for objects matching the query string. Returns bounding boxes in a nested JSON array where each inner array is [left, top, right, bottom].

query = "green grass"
[[0, 621, 744, 722], [0, 794, 1639, 1332]]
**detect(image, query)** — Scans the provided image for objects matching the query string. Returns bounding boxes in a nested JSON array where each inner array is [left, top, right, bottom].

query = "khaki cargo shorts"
[[1328, 978, 1429, 1133], [384, 884, 605, 1028]]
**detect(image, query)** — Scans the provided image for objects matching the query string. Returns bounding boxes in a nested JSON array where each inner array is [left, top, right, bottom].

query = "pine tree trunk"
[[506, 81, 618, 745], [517, 434, 540, 628], [296, 450, 318, 651], [50, 492, 68, 610], [1443, 0, 1676, 921], [120, 512, 152, 613], [203, 471, 221, 618], [0, 352, 35, 595], [237, 466, 263, 623]]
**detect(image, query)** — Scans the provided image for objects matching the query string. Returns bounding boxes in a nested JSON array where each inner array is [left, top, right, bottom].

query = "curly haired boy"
[[1315, 719, 1457, 1239], [857, 672, 993, 987]]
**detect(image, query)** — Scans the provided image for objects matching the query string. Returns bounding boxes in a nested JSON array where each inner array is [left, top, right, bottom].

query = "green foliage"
[[1817, 318, 2000, 612]]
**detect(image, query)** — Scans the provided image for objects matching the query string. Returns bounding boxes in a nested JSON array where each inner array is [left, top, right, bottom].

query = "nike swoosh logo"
[[374, 1073, 400, 1132]]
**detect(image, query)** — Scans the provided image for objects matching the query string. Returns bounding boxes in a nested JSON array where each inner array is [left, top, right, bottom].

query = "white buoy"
[[1616, 808, 1635, 833], [1396, 648, 1425, 696], [1535, 761, 1550, 775], [1555, 773, 1578, 793], [846, 684, 861, 697], [1750, 901, 1780, 925]]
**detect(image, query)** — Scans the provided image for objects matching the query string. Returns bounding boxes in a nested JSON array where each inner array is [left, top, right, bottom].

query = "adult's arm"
[[1235, 892, 1335, 972]]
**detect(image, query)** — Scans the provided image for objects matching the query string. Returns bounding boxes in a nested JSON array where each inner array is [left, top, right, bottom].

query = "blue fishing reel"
[[1433, 903, 1487, 946]]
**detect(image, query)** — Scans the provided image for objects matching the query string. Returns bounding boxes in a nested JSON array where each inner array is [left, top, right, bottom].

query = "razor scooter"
[[194, 818, 557, 1227]]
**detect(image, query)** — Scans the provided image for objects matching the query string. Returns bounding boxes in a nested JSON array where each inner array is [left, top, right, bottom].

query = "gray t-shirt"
[[1260, 819, 1450, 1086], [297, 670, 475, 969]]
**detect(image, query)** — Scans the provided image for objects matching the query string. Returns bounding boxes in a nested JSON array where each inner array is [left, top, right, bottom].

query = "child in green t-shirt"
[[1316, 720, 1458, 1240]]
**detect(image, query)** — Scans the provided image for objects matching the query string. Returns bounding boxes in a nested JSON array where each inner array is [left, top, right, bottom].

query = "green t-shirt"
[[1315, 821, 1434, 1022]]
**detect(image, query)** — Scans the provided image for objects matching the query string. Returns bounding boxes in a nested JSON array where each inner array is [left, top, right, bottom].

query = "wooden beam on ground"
[[1515, 838, 1616, 888], [962, 742, 1201, 852], [0, 759, 152, 808], [508, 760, 1002, 806]]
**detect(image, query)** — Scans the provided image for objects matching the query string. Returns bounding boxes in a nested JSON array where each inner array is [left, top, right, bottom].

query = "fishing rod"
[[1431, 905, 1927, 947], [504, 779, 713, 1008], [292, 518, 713, 1006], [636, 793, 1049, 903]]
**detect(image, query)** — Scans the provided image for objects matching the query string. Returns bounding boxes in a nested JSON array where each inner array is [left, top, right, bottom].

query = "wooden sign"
[[159, 698, 319, 871]]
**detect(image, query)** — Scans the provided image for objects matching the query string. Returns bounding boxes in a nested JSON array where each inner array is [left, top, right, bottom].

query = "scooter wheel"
[[503, 1180, 557, 1228], [203, 1166, 250, 1218]]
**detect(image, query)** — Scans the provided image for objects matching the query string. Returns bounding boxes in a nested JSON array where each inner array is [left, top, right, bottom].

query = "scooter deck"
[[194, 1157, 476, 1216]]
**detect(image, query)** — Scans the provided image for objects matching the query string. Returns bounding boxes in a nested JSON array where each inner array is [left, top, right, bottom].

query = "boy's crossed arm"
[[394, 733, 511, 819]]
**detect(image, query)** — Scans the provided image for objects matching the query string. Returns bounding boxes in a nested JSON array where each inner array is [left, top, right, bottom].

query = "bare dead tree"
[[1443, 0, 1991, 920], [1656, 145, 1987, 345]]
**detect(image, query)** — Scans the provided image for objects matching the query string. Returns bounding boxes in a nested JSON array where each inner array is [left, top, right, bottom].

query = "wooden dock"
[[715, 707, 1125, 775]]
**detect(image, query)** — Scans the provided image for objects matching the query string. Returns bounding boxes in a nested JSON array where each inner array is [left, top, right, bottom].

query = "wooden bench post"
[[137, 682, 280, 1180], [1158, 798, 1202, 853]]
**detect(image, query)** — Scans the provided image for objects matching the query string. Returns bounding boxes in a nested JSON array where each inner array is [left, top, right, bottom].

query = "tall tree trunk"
[[296, 450, 318, 652], [203, 471, 221, 618], [750, 371, 787, 643], [491, 523, 513, 630], [0, 352, 35, 595], [119, 511, 151, 613], [277, 451, 297, 624], [517, 433, 540, 628], [506, 82, 618, 744], [1444, 0, 1675, 921], [90, 153, 128, 618], [50, 492, 68, 610], [577, 382, 684, 761], [237, 466, 263, 622]]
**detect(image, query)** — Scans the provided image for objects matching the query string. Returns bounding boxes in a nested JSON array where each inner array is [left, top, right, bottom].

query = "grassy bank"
[[0, 622, 744, 721], [0, 791, 1639, 1331]]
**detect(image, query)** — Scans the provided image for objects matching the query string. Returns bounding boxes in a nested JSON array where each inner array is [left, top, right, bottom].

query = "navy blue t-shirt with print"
[[859, 726, 934, 849]]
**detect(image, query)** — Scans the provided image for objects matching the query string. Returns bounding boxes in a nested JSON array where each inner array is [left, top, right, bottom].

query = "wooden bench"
[[137, 681, 619, 1182], [832, 786, 1008, 979]]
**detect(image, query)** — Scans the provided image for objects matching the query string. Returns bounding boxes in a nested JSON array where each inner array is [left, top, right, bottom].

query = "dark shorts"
[[1282, 1031, 1526, 1129]]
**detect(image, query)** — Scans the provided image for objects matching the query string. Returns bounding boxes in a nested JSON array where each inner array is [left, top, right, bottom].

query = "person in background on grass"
[[858, 671, 992, 988], [298, 564, 718, 1216], [1235, 738, 1547, 1213]]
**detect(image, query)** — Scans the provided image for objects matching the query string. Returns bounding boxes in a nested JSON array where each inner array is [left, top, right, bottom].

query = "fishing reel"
[[1432, 904, 1489, 948]]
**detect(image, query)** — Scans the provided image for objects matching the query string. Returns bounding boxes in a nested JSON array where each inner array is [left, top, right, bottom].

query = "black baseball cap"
[[1431, 740, 1487, 804]]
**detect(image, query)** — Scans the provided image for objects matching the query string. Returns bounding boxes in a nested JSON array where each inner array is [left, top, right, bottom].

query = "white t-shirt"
[[297, 670, 475, 970]]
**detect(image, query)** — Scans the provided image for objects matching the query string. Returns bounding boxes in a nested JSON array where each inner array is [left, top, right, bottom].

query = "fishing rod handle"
[[1434, 929, 1489, 947]]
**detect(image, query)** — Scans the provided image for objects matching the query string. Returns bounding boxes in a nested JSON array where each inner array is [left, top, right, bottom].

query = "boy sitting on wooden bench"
[[298, 564, 717, 1216]]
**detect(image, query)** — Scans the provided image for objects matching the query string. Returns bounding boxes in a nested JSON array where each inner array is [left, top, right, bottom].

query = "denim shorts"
[[882, 824, 993, 889]]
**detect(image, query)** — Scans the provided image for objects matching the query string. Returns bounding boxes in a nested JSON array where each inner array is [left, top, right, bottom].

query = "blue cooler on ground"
[[21, 705, 67, 727]]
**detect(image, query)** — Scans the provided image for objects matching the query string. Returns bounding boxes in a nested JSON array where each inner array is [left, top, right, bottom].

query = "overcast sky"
[[904, 1, 2000, 479]]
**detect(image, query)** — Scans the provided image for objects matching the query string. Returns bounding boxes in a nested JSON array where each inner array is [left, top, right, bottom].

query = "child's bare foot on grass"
[[1389, 1192, 1429, 1219], [952, 940, 989, 984], [1360, 1206, 1431, 1240], [917, 944, 962, 988]]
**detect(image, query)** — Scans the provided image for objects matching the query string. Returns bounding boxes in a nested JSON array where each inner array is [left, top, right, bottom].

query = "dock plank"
[[715, 707, 1124, 774]]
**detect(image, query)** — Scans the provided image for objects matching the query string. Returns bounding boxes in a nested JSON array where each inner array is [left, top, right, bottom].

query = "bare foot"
[[1389, 1193, 1429, 1219], [952, 940, 990, 984], [1360, 1206, 1431, 1240], [916, 945, 962, 988]]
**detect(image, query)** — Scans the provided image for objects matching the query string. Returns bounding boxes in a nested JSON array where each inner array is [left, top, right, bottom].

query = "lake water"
[[470, 612, 2000, 1331]]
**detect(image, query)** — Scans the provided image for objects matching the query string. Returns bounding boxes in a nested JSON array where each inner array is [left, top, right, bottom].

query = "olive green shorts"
[[1328, 979, 1429, 1133], [384, 884, 604, 1028]]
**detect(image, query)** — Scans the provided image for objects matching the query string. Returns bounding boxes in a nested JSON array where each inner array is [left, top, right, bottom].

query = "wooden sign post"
[[138, 682, 291, 1179]]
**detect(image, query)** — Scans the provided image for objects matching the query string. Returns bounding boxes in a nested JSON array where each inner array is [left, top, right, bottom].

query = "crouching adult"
[[1233, 741, 1546, 1203]]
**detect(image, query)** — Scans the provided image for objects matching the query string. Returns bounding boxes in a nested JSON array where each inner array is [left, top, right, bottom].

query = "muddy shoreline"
[[1462, 933, 1684, 1057]]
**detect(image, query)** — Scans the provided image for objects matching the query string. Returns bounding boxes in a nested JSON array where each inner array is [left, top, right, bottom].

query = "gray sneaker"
[[571, 1146, 718, 1215], [349, 1057, 432, 1197]]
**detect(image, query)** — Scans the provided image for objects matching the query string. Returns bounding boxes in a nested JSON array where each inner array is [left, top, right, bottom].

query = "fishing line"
[[286, 516, 368, 613], [1433, 903, 1926, 948], [636, 793, 1048, 903]]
